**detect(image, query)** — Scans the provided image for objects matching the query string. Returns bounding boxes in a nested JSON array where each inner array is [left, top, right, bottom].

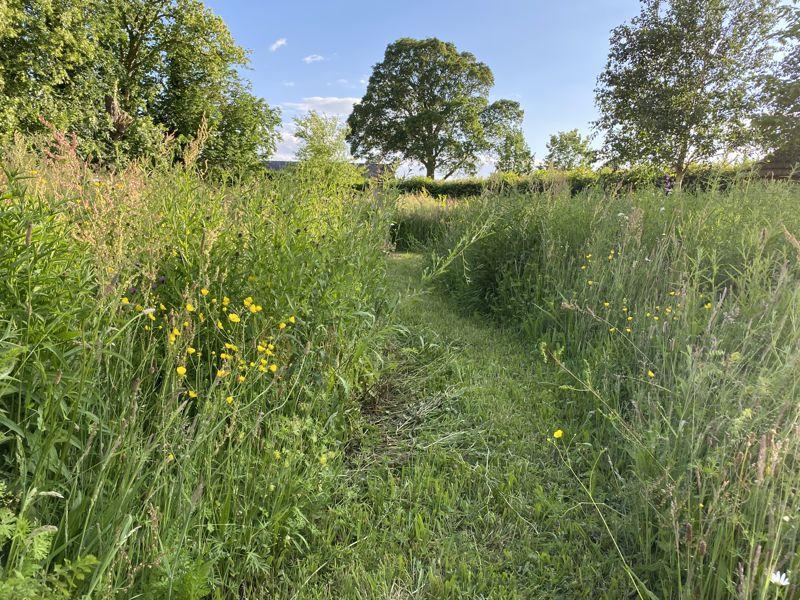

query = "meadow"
[[397, 180, 800, 598], [1, 138, 799, 598]]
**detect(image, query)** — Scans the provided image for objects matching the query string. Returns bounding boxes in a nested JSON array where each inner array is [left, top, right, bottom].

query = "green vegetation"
[[347, 38, 525, 179], [0, 0, 279, 170], [390, 162, 754, 199], [595, 0, 779, 186], [0, 143, 390, 596], [403, 179, 800, 598]]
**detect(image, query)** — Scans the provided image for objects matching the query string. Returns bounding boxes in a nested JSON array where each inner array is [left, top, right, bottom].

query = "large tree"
[[0, 0, 280, 168], [347, 37, 522, 179], [544, 129, 597, 170], [595, 0, 780, 186], [757, 2, 800, 163]]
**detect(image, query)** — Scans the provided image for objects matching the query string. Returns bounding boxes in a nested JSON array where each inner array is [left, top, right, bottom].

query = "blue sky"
[[205, 0, 641, 169]]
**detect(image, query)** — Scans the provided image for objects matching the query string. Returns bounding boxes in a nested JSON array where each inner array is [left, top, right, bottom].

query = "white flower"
[[770, 571, 790, 586]]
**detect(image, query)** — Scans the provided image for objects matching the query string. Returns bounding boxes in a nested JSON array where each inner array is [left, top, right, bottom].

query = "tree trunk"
[[674, 165, 685, 191], [424, 161, 436, 179]]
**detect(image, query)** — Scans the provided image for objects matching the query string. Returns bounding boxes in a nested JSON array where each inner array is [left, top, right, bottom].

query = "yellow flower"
[[625, 327, 632, 333], [279, 322, 286, 329], [238, 375, 245, 383], [187, 347, 196, 355], [243, 296, 253, 307], [257, 344, 266, 353], [144, 325, 150, 331], [172, 327, 180, 337], [200, 288, 209, 296], [647, 370, 655, 378], [224, 343, 238, 352], [148, 312, 156, 321], [135, 304, 144, 312], [220, 353, 231, 360], [269, 364, 278, 373], [289, 316, 296, 324], [160, 303, 167, 311], [228, 313, 241, 323], [217, 369, 229, 378], [603, 302, 610, 308], [216, 320, 224, 330], [188, 390, 198, 398], [704, 302, 712, 309], [249, 304, 259, 313], [273, 450, 282, 460], [609, 327, 617, 333], [167, 452, 175, 462], [183, 321, 189, 328], [587, 280, 594, 286], [581, 265, 587, 270], [258, 365, 267, 373], [121, 297, 130, 305], [186, 303, 195, 312], [169, 334, 176, 344], [176, 366, 187, 377], [222, 296, 230, 307], [627, 316, 633, 321], [319, 454, 328, 466], [553, 429, 564, 439], [225, 395, 234, 405]]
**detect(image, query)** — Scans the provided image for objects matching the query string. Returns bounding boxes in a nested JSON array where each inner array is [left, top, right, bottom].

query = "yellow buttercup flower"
[[200, 288, 209, 296], [238, 375, 245, 383], [188, 390, 198, 398], [228, 313, 241, 323], [187, 347, 196, 355], [553, 429, 564, 439], [217, 369, 229, 378], [225, 395, 234, 405], [222, 296, 230, 307], [176, 366, 187, 377], [289, 316, 296, 324], [186, 302, 195, 312], [704, 302, 712, 309], [278, 322, 286, 329], [647, 370, 655, 378], [243, 297, 253, 307], [269, 364, 278, 373], [121, 297, 130, 305], [216, 320, 224, 330]]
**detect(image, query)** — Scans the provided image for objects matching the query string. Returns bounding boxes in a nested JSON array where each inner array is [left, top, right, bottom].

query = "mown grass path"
[[291, 253, 627, 599]]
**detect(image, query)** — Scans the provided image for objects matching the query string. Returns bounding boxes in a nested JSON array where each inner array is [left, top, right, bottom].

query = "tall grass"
[[0, 140, 391, 597], [425, 181, 800, 598]]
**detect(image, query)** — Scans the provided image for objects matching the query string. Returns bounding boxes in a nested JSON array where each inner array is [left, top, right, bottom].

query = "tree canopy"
[[347, 37, 525, 179], [757, 3, 800, 164], [544, 130, 597, 170], [0, 0, 280, 169], [595, 0, 780, 184]]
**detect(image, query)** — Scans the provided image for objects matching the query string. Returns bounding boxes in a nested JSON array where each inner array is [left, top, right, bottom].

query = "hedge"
[[391, 163, 763, 198]]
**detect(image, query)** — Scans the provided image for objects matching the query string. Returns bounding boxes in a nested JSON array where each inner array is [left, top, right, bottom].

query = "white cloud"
[[282, 81, 295, 87], [282, 96, 360, 117], [272, 122, 301, 160], [302, 54, 325, 64], [270, 37, 287, 52]]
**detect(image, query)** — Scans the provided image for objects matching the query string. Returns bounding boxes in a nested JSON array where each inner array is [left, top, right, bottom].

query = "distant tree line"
[[1, 0, 797, 180]]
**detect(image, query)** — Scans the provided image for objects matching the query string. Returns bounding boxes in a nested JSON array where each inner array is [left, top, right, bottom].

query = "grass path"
[[289, 253, 628, 598]]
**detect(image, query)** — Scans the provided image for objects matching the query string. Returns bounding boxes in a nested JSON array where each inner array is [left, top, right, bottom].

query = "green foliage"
[[595, 0, 780, 183], [391, 162, 753, 199], [417, 181, 800, 598], [757, 3, 800, 163], [347, 37, 525, 179], [544, 129, 597, 169], [0, 0, 280, 169], [0, 144, 391, 596]]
